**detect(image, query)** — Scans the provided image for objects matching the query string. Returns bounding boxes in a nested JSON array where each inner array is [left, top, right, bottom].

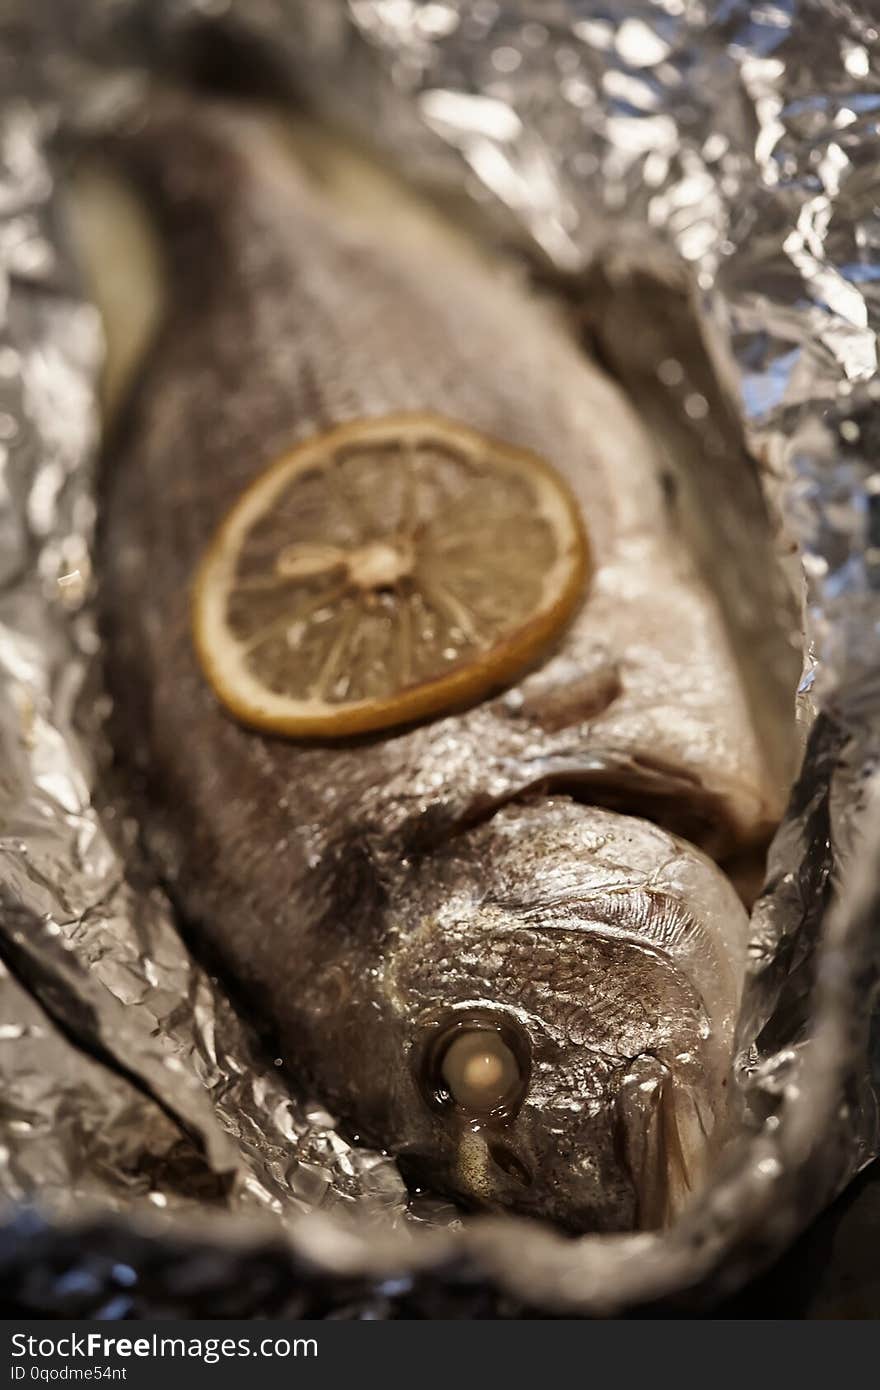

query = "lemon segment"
[[192, 413, 589, 738]]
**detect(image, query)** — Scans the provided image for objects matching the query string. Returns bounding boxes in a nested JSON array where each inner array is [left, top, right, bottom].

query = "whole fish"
[[82, 99, 797, 1230]]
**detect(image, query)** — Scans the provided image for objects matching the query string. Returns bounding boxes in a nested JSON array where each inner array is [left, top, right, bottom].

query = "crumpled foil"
[[2, 0, 880, 1317]]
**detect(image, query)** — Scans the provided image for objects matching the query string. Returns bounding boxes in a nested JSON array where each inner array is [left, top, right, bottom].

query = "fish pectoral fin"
[[614, 1053, 709, 1230]]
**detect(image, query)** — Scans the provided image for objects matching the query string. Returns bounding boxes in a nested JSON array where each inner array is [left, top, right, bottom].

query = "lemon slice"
[[192, 413, 588, 738]]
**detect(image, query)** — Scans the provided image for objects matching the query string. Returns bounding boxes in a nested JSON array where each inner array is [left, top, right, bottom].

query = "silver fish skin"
[[88, 100, 790, 1230]]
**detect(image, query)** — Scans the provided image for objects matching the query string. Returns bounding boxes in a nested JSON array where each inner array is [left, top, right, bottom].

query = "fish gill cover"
[[0, 0, 879, 1316]]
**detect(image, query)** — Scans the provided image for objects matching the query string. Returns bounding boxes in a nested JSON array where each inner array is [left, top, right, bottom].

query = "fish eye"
[[442, 1030, 520, 1111], [418, 1013, 530, 1120]]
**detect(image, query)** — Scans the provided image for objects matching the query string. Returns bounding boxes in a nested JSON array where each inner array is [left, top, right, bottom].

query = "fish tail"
[[85, 95, 301, 299]]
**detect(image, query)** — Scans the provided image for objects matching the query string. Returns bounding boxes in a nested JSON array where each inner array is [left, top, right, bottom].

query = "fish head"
[[371, 800, 746, 1231]]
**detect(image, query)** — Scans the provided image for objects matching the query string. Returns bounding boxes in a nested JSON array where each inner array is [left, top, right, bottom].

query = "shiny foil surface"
[[2, 0, 880, 1316]]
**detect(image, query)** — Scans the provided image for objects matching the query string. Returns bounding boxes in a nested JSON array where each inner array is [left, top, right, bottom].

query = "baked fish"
[[78, 99, 798, 1230]]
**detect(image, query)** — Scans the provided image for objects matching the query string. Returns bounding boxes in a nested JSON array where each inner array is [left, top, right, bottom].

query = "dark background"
[[717, 1161, 880, 1317]]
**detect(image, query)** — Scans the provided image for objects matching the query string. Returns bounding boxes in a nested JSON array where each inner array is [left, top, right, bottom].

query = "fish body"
[[87, 100, 796, 1229]]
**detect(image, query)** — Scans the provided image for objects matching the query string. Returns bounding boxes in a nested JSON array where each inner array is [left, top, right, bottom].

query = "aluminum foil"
[[2, 0, 880, 1316]]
